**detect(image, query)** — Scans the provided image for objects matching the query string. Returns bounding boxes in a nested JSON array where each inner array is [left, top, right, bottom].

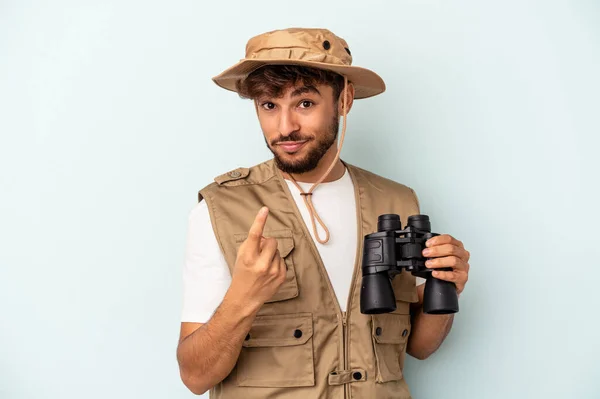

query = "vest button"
[[353, 372, 362, 380], [375, 327, 382, 336], [402, 329, 408, 337], [294, 329, 303, 338], [245, 333, 250, 341], [229, 171, 241, 178]]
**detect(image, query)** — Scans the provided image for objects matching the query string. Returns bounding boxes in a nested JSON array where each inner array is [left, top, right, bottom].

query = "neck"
[[280, 145, 345, 183]]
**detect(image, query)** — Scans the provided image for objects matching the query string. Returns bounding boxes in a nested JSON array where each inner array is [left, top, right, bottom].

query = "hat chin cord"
[[286, 76, 349, 244]]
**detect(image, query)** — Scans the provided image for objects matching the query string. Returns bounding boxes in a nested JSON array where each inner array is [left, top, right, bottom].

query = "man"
[[176, 27, 471, 398]]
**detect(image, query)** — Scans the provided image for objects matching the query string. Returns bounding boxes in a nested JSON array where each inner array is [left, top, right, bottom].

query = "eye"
[[261, 102, 276, 111], [299, 100, 314, 109]]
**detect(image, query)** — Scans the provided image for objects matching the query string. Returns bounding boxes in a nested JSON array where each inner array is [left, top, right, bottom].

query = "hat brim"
[[212, 59, 386, 99]]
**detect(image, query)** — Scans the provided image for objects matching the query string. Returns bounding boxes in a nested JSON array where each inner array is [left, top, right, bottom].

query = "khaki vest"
[[198, 158, 421, 399]]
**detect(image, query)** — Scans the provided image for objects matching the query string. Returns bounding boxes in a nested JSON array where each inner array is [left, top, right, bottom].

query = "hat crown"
[[212, 27, 386, 100], [245, 28, 353, 66]]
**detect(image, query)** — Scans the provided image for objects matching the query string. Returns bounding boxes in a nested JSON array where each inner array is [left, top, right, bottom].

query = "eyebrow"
[[290, 85, 322, 98], [256, 86, 322, 103]]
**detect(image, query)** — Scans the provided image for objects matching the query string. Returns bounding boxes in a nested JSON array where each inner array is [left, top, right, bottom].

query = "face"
[[255, 83, 340, 174]]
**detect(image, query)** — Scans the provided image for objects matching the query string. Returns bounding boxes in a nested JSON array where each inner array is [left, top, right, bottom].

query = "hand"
[[422, 234, 470, 295], [229, 206, 287, 309]]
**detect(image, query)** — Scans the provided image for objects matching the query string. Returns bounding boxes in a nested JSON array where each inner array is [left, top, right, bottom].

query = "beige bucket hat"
[[212, 27, 386, 99]]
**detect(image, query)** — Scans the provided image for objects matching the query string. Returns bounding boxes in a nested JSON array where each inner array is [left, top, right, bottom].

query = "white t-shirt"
[[181, 167, 424, 323]]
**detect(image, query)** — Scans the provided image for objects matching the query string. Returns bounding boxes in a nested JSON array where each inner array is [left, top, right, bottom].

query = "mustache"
[[271, 132, 312, 146]]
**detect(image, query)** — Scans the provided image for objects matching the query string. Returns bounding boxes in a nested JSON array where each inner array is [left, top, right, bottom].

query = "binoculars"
[[360, 214, 459, 315]]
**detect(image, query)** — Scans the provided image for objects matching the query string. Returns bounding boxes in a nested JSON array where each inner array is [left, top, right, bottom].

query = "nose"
[[277, 108, 300, 137]]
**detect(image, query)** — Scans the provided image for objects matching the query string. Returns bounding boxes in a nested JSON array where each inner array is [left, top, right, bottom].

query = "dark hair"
[[236, 65, 346, 103]]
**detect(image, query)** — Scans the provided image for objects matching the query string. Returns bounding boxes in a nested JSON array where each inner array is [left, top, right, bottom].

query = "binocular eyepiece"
[[360, 214, 459, 315]]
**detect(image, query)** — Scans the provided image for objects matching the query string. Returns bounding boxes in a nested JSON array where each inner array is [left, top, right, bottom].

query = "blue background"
[[1, 0, 598, 397]]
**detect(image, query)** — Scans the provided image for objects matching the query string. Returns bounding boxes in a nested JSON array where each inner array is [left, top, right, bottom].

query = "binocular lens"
[[377, 214, 401, 232], [407, 215, 431, 232], [423, 276, 459, 314], [360, 273, 397, 314]]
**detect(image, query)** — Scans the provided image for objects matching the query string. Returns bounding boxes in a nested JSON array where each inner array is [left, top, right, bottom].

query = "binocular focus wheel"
[[401, 243, 422, 259]]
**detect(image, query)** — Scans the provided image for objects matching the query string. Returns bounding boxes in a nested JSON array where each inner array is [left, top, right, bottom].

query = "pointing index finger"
[[247, 206, 269, 251]]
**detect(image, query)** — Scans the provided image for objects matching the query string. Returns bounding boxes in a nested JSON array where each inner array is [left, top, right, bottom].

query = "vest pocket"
[[236, 313, 315, 387], [370, 313, 412, 383], [234, 228, 299, 303]]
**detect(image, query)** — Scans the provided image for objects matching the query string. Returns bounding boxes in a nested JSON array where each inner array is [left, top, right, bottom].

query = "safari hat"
[[212, 27, 386, 99]]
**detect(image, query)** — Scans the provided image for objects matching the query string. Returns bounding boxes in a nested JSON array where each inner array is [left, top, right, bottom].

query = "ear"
[[337, 82, 355, 115]]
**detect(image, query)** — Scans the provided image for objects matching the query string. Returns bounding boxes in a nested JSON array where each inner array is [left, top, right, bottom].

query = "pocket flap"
[[372, 314, 411, 345], [235, 228, 294, 257], [243, 313, 313, 347]]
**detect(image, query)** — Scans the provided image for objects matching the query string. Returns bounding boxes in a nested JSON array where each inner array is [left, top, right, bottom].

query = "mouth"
[[276, 140, 308, 154]]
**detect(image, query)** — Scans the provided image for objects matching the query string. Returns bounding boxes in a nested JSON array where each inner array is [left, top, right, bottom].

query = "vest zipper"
[[342, 311, 348, 399]]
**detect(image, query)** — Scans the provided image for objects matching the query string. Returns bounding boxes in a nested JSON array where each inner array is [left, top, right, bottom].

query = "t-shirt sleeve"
[[180, 199, 232, 323]]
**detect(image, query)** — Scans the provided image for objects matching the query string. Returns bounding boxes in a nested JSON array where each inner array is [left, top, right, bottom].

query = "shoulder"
[[346, 162, 419, 200], [197, 159, 276, 202]]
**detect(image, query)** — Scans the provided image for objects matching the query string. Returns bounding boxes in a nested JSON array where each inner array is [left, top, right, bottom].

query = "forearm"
[[176, 292, 259, 395], [406, 284, 454, 359], [406, 305, 454, 360]]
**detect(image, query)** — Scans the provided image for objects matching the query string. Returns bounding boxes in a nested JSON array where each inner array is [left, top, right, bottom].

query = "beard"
[[266, 111, 340, 174]]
